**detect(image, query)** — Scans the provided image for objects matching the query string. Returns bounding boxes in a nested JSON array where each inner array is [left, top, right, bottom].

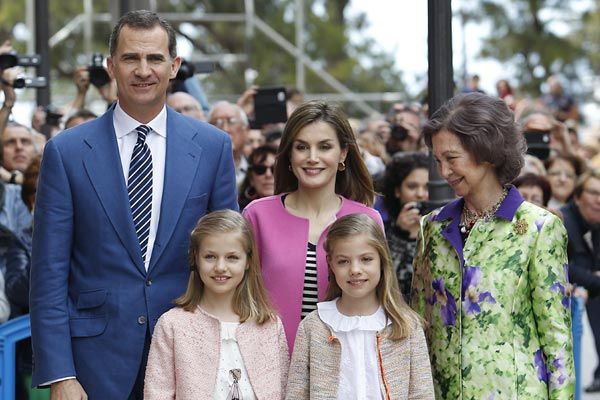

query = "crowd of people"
[[0, 8, 597, 400]]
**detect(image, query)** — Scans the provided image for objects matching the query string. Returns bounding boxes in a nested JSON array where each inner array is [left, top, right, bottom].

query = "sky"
[[346, 0, 506, 96]]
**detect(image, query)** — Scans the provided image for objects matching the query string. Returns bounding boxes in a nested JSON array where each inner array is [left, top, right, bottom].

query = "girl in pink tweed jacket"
[[286, 214, 434, 399], [144, 210, 289, 400]]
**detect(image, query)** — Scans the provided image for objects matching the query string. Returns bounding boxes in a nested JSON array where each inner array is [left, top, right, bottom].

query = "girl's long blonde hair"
[[175, 210, 275, 324], [324, 213, 421, 340]]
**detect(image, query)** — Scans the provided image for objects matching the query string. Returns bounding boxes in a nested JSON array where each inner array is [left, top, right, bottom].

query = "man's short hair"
[[109, 10, 177, 59], [64, 109, 97, 129], [208, 101, 249, 128], [4, 121, 32, 135]]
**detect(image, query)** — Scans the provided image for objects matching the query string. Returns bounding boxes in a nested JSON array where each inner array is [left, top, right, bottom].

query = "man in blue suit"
[[29, 10, 238, 399]]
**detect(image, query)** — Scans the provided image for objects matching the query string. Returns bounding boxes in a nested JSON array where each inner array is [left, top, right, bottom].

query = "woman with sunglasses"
[[243, 101, 383, 349], [238, 145, 277, 211]]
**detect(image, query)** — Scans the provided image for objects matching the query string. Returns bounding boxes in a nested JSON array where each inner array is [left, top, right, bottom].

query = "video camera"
[[0, 52, 41, 69], [88, 53, 111, 88]]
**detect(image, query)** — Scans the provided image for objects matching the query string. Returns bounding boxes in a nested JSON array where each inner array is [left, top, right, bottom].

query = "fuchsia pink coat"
[[243, 194, 384, 348]]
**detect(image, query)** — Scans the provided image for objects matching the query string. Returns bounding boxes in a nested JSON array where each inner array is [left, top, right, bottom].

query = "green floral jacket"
[[411, 187, 574, 400]]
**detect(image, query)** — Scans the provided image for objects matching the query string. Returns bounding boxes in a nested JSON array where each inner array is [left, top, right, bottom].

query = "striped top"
[[301, 242, 318, 319]]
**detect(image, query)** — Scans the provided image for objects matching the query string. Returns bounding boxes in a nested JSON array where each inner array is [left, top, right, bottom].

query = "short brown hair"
[[274, 101, 375, 205], [109, 10, 177, 59], [574, 168, 600, 199], [423, 92, 525, 185], [324, 213, 421, 340], [175, 210, 275, 324]]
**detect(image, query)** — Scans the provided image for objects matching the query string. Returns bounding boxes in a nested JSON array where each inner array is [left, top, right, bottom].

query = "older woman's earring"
[[338, 161, 346, 171], [288, 164, 292, 171]]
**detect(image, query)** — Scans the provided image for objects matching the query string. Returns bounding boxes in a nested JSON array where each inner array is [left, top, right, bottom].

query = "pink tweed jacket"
[[144, 306, 289, 400], [243, 194, 384, 349]]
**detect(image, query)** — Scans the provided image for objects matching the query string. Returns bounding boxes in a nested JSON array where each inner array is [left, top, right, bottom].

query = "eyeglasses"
[[175, 105, 200, 113], [251, 165, 274, 175], [547, 170, 576, 180], [583, 188, 600, 198], [211, 117, 241, 128]]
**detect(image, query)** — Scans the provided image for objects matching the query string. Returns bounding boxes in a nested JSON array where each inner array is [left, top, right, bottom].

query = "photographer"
[[379, 152, 429, 300], [387, 105, 422, 154]]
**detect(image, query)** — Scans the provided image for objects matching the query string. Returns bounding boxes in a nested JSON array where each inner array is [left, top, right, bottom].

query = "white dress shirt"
[[113, 102, 166, 270]]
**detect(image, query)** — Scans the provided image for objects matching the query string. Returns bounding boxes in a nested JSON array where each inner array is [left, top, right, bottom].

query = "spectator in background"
[[521, 111, 575, 157], [543, 75, 579, 122], [1, 122, 38, 185], [513, 173, 552, 208], [209, 101, 249, 186], [379, 152, 429, 300], [286, 86, 304, 116], [561, 169, 600, 394], [496, 79, 515, 110], [64, 109, 97, 130], [265, 126, 283, 149], [166, 91, 206, 121], [521, 154, 547, 176], [363, 116, 391, 145], [243, 128, 265, 157], [238, 145, 276, 211], [387, 106, 422, 154], [461, 74, 485, 94], [545, 154, 586, 209]]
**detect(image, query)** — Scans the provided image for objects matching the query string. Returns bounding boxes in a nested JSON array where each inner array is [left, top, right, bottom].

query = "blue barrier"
[[0, 315, 31, 400]]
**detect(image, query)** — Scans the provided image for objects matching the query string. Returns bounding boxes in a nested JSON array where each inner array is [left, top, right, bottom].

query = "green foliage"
[[466, 0, 583, 96]]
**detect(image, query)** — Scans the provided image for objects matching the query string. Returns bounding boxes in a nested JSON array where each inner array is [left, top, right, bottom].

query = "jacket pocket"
[[184, 193, 207, 209], [69, 289, 108, 337]]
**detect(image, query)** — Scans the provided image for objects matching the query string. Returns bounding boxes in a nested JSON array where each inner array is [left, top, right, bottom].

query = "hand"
[[550, 120, 574, 156], [236, 86, 257, 118], [395, 202, 422, 237], [73, 67, 90, 94], [50, 379, 87, 400], [574, 286, 588, 302], [97, 79, 117, 104], [1, 66, 18, 106]]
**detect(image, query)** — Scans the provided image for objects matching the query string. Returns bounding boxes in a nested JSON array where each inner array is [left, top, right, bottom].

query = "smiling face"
[[107, 25, 181, 122], [432, 129, 498, 200], [196, 232, 248, 301], [289, 121, 347, 193], [328, 234, 381, 305]]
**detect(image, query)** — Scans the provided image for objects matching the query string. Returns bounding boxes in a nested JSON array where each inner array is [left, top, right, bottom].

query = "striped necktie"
[[128, 124, 153, 261]]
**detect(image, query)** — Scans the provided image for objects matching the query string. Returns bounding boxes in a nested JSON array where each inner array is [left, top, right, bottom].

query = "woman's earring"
[[288, 164, 292, 171], [338, 161, 346, 171]]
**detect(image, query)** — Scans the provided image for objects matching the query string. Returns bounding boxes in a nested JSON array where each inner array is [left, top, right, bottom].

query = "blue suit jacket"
[[29, 107, 238, 397]]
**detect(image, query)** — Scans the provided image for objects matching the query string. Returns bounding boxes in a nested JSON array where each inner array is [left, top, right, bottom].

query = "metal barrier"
[[0, 315, 31, 400]]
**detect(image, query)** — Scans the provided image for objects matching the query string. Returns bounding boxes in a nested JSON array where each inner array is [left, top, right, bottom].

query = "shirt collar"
[[434, 185, 523, 222], [113, 102, 167, 139]]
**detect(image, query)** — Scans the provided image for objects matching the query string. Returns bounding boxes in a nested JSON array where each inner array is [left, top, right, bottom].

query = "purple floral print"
[[461, 266, 496, 315], [428, 277, 457, 326]]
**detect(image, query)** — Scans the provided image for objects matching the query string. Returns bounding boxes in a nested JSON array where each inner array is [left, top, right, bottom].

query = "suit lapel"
[[149, 109, 202, 272], [82, 110, 144, 272]]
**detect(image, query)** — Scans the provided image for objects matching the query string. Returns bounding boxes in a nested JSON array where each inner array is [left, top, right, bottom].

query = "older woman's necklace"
[[459, 188, 508, 234]]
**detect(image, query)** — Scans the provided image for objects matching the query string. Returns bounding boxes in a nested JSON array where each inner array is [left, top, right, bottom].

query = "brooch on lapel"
[[514, 219, 528, 235]]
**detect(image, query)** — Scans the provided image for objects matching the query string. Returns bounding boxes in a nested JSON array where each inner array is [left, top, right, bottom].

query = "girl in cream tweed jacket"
[[286, 214, 434, 399], [145, 211, 289, 399]]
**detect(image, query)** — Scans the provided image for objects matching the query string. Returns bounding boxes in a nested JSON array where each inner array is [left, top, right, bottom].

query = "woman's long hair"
[[274, 101, 375, 206]]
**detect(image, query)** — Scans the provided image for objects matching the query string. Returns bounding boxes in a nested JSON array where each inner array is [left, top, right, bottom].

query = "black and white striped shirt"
[[301, 242, 318, 319]]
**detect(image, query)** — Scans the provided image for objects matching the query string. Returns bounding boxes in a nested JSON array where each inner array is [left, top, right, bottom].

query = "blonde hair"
[[175, 210, 275, 324], [324, 214, 420, 340]]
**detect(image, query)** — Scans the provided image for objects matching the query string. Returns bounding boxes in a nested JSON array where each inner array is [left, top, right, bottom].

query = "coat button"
[[146, 279, 152, 286], [137, 316, 147, 325]]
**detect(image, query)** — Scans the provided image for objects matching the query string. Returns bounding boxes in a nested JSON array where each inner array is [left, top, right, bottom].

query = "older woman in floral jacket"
[[412, 93, 574, 399]]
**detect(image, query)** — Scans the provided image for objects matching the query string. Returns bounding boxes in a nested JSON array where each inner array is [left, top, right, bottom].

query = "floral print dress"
[[411, 187, 574, 400]]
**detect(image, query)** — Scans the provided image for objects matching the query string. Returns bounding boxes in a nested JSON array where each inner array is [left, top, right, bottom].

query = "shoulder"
[[244, 195, 284, 215], [155, 306, 198, 329], [339, 197, 382, 220], [298, 310, 329, 336], [516, 201, 563, 230], [169, 110, 230, 144]]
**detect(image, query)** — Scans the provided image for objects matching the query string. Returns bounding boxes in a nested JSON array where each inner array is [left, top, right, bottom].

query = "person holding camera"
[[386, 106, 422, 155], [379, 152, 429, 301]]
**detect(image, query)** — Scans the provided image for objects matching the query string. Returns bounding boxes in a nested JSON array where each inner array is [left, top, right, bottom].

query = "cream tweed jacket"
[[144, 306, 289, 399], [286, 310, 434, 399]]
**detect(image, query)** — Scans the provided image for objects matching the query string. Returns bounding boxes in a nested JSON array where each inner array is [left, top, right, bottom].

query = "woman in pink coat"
[[243, 101, 383, 348]]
